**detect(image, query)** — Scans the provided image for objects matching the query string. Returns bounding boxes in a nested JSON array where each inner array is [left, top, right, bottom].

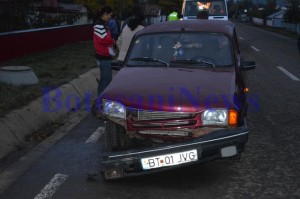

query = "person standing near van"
[[167, 8, 181, 21], [117, 13, 145, 61], [108, 14, 120, 43], [121, 5, 147, 32], [93, 6, 115, 96]]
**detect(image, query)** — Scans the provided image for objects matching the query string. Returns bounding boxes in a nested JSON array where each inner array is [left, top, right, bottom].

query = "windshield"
[[184, 0, 227, 18], [127, 32, 233, 68]]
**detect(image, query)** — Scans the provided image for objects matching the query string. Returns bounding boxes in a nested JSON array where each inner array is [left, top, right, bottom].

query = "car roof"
[[135, 20, 235, 38]]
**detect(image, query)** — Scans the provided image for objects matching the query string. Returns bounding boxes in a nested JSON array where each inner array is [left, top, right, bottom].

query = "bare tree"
[[284, 0, 300, 23], [0, 0, 32, 32]]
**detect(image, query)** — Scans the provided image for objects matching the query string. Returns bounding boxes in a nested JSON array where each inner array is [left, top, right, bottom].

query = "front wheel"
[[104, 121, 128, 151]]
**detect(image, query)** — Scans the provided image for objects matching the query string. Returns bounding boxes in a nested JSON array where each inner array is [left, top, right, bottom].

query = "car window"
[[127, 32, 233, 68]]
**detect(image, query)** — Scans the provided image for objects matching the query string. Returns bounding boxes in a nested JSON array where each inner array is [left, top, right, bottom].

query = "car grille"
[[127, 109, 198, 129], [129, 109, 197, 121], [132, 120, 197, 128]]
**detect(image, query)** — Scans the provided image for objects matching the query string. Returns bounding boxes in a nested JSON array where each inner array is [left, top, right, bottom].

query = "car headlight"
[[103, 100, 126, 119], [202, 109, 228, 126]]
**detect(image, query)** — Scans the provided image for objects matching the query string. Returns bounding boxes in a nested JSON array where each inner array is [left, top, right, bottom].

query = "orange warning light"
[[229, 109, 238, 126]]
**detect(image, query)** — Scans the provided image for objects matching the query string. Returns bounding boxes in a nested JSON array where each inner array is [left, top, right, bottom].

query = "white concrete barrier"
[[21, 97, 53, 131], [2, 111, 32, 141], [43, 83, 81, 122], [70, 72, 98, 100], [266, 20, 272, 27], [89, 68, 100, 80], [253, 17, 264, 25]]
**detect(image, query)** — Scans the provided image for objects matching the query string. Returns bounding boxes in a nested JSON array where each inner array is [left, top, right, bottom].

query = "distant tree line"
[[284, 0, 300, 23], [74, 0, 182, 21], [0, 0, 183, 33], [0, 0, 31, 33]]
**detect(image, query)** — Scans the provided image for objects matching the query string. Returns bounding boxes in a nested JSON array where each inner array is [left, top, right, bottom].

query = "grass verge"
[[0, 40, 96, 117]]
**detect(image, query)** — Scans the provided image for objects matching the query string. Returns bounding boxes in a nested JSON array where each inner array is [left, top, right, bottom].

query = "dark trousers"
[[95, 59, 112, 96]]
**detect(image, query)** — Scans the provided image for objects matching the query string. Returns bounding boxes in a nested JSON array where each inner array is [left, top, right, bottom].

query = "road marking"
[[0, 110, 88, 194], [34, 173, 68, 199], [239, 37, 244, 40], [250, 46, 260, 52], [277, 66, 300, 81], [85, 126, 105, 143]]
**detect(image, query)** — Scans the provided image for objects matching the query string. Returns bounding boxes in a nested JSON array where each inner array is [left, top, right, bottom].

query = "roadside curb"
[[0, 68, 99, 160], [0, 121, 21, 160], [0, 110, 89, 194], [69, 68, 99, 100]]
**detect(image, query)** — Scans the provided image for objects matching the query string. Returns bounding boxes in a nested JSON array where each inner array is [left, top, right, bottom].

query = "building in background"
[[28, 0, 88, 28], [266, 10, 286, 27]]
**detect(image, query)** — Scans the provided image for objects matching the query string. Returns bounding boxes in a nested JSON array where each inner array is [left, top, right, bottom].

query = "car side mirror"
[[242, 61, 255, 71], [111, 60, 123, 71]]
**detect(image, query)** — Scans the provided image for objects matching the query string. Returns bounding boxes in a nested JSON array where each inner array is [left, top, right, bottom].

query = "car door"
[[232, 28, 248, 123]]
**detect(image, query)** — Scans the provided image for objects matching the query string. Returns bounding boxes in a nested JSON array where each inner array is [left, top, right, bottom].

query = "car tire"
[[104, 121, 128, 151]]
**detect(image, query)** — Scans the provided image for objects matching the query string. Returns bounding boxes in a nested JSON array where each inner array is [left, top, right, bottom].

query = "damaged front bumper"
[[100, 123, 249, 180]]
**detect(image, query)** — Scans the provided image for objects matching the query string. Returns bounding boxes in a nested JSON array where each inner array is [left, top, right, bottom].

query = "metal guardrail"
[[252, 17, 264, 25]]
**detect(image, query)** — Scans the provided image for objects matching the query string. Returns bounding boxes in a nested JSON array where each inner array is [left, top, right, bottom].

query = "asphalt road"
[[0, 22, 300, 199]]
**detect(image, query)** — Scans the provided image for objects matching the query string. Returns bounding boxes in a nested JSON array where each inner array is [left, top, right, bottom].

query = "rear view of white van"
[[182, 0, 228, 20]]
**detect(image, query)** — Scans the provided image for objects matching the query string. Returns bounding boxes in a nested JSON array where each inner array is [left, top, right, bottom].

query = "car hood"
[[102, 67, 237, 112]]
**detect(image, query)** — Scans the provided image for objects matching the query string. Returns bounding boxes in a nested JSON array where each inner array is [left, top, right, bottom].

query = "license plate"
[[141, 149, 198, 170]]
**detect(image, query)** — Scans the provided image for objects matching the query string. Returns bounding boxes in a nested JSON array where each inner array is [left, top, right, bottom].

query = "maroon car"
[[96, 20, 255, 179]]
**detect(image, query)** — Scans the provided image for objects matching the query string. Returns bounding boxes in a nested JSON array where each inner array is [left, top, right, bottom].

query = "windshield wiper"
[[130, 57, 169, 67], [171, 59, 216, 71]]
